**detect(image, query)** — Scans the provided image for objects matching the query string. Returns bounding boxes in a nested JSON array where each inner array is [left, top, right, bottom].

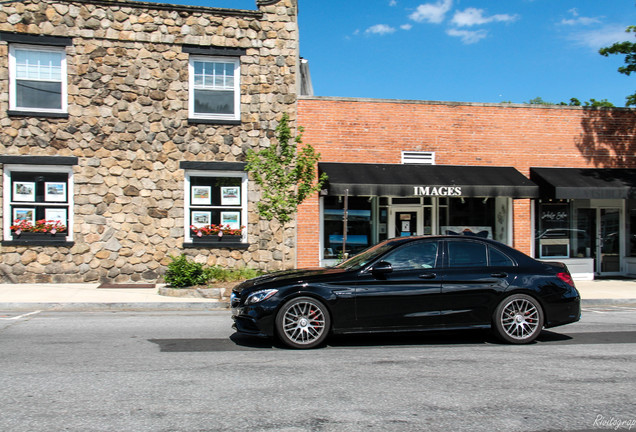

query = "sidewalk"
[[0, 279, 635, 311]]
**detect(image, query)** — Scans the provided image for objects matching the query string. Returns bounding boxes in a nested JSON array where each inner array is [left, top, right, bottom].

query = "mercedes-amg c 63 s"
[[231, 236, 581, 349]]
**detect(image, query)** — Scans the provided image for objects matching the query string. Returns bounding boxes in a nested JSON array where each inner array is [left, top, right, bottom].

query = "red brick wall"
[[297, 97, 636, 267]]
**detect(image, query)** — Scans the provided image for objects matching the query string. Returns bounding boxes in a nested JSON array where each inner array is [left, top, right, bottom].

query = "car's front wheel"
[[275, 296, 331, 349], [493, 294, 544, 344]]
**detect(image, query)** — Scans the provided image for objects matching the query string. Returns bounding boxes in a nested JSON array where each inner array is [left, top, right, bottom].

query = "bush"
[[164, 255, 264, 288], [206, 266, 263, 282], [164, 255, 212, 288]]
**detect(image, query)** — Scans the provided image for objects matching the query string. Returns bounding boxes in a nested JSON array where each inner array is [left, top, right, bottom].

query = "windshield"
[[334, 241, 396, 271]]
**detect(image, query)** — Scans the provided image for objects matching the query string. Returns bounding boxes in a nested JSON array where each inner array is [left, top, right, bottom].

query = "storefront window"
[[442, 197, 497, 240], [629, 204, 636, 257], [323, 196, 372, 260]]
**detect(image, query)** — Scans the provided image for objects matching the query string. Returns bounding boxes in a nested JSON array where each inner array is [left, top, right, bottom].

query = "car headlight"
[[244, 289, 278, 305]]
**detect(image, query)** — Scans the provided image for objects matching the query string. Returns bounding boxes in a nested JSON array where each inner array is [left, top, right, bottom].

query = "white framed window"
[[401, 151, 435, 165], [188, 56, 240, 121], [184, 170, 248, 244], [9, 44, 68, 113], [3, 164, 74, 242]]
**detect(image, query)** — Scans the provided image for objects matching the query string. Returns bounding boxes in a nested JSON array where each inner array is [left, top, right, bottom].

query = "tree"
[[245, 113, 327, 224], [599, 25, 636, 106]]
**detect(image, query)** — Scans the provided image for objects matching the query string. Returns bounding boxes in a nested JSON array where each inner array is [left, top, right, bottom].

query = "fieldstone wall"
[[0, 0, 300, 283]]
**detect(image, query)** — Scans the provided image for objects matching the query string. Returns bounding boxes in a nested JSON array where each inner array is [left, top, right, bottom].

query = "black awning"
[[530, 167, 636, 199], [319, 163, 539, 198]]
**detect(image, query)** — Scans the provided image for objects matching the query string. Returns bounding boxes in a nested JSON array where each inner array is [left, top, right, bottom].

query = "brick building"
[[0, 0, 301, 283], [297, 96, 636, 280]]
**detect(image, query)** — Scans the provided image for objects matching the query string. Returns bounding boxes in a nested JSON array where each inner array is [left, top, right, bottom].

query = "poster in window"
[[221, 186, 241, 206], [191, 211, 211, 228], [45, 208, 67, 224], [13, 208, 36, 225], [13, 182, 35, 202], [45, 182, 67, 202], [191, 186, 211, 205], [221, 211, 240, 229]]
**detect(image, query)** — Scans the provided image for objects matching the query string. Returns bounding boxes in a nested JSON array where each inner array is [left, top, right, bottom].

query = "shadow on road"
[[148, 329, 636, 352]]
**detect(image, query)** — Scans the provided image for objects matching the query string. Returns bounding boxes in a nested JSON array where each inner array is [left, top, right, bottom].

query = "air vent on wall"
[[401, 151, 435, 165]]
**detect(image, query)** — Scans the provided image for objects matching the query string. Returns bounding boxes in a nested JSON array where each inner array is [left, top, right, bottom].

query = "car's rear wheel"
[[493, 294, 544, 344], [275, 296, 330, 349]]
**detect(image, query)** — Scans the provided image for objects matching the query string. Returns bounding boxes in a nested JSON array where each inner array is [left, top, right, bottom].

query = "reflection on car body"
[[231, 236, 581, 349]]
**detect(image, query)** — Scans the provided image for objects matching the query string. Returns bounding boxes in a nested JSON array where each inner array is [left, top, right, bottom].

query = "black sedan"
[[231, 236, 581, 349]]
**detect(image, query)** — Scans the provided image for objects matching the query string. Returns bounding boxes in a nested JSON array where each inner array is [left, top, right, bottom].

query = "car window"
[[448, 241, 487, 268], [382, 241, 438, 271], [488, 246, 515, 267]]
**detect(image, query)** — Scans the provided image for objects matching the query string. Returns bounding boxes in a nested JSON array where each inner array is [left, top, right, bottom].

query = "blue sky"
[[174, 0, 635, 106]]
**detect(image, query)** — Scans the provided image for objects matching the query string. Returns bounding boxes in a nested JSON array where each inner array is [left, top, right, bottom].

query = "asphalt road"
[[0, 308, 635, 432]]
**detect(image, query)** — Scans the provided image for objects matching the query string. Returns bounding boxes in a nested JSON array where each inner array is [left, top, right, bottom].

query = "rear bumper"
[[544, 296, 581, 328]]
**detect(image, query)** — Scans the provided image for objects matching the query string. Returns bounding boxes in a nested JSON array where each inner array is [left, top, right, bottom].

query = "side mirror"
[[371, 261, 393, 277]]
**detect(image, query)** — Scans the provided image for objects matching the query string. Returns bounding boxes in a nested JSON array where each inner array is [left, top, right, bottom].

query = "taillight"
[[557, 272, 575, 287]]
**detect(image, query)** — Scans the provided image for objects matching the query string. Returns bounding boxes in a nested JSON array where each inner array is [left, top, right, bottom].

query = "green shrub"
[[164, 255, 211, 288], [206, 266, 264, 282], [164, 255, 264, 288]]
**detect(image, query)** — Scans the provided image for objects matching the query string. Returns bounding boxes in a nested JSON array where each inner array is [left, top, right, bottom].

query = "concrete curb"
[[1, 299, 635, 312], [0, 302, 230, 312], [581, 299, 636, 307]]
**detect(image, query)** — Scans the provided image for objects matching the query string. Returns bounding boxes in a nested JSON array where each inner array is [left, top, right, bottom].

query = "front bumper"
[[231, 302, 278, 338]]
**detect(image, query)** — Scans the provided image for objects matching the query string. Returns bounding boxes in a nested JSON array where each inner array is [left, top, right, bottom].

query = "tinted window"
[[448, 241, 487, 268], [382, 241, 438, 270], [489, 246, 515, 267]]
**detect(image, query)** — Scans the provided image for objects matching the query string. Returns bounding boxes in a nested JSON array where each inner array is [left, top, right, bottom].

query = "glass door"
[[390, 206, 423, 238], [599, 208, 621, 274]]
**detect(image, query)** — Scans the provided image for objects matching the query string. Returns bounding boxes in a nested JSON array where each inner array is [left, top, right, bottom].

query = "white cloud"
[[365, 24, 397, 35], [568, 24, 633, 49], [409, 0, 453, 24], [401, 23, 413, 31], [389, 0, 397, 6], [561, 8, 601, 26], [446, 28, 488, 44], [451, 8, 519, 27]]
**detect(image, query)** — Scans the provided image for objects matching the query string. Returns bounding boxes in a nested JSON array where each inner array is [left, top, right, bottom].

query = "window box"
[[191, 234, 243, 243], [11, 231, 67, 241]]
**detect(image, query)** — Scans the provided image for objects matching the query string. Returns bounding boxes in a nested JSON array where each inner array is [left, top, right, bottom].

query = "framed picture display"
[[221, 186, 241, 206], [191, 186, 211, 205], [45, 208, 67, 224], [191, 211, 211, 228], [221, 211, 240, 229], [13, 182, 35, 202], [13, 208, 36, 225], [45, 182, 67, 202]]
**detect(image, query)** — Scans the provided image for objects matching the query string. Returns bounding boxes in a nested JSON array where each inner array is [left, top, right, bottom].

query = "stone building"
[[0, 0, 301, 283]]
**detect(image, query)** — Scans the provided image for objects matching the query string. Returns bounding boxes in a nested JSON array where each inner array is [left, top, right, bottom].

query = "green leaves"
[[245, 114, 327, 224], [599, 25, 636, 105]]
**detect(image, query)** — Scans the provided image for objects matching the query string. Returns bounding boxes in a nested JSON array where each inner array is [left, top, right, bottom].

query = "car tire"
[[492, 294, 544, 344], [275, 296, 331, 349]]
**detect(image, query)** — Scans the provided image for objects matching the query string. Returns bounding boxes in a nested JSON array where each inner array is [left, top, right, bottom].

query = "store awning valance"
[[319, 163, 539, 198], [530, 167, 636, 199]]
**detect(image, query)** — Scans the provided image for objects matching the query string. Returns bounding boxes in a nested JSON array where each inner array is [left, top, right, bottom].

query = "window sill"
[[188, 118, 241, 126], [183, 241, 250, 249], [2, 239, 74, 247], [8, 110, 69, 119]]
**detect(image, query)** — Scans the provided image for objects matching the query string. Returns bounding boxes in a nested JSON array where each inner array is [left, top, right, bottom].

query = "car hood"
[[233, 267, 348, 295]]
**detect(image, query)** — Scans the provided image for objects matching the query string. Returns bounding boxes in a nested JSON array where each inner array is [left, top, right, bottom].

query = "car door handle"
[[491, 272, 508, 278], [418, 273, 437, 279]]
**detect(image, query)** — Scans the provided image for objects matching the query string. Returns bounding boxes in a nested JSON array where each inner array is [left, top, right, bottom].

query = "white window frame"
[[188, 56, 241, 121], [3, 164, 74, 242], [183, 170, 248, 243], [8, 44, 68, 114]]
